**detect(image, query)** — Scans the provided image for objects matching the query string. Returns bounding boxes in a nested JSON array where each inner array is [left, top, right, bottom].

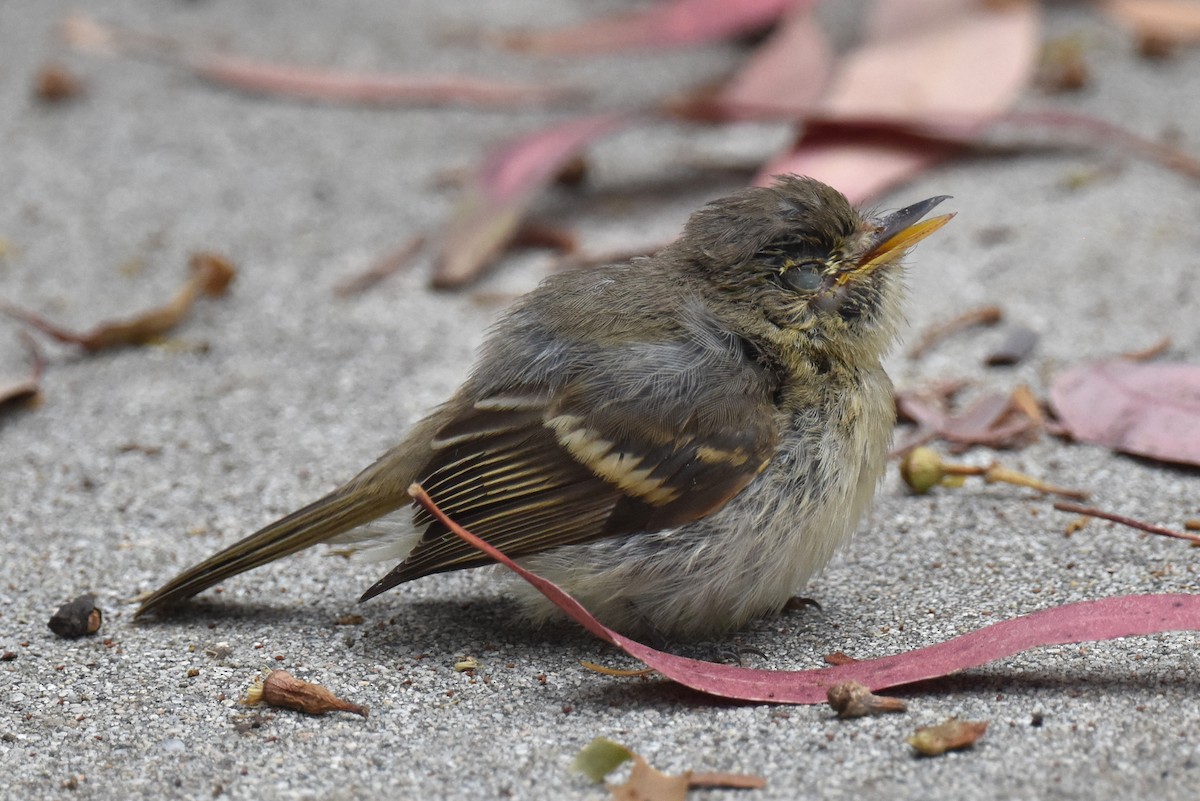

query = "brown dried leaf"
[[0, 333, 44, 411], [1049, 361, 1200, 467], [245, 670, 368, 718], [1104, 0, 1200, 45], [2, 252, 235, 352], [908, 718, 988, 756], [823, 651, 859, 666]]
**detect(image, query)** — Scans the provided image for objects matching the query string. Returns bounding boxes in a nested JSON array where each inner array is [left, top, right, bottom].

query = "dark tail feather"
[[136, 484, 401, 617]]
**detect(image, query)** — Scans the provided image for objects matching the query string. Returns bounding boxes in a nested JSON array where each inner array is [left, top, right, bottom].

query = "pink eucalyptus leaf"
[[757, 123, 959, 204], [1050, 360, 1200, 467], [191, 55, 579, 108], [434, 112, 636, 288], [61, 14, 577, 109], [411, 484, 1200, 705], [1104, 0, 1200, 44], [504, 0, 807, 55], [759, 111, 1200, 202], [711, 5, 832, 119], [757, 0, 1039, 200]]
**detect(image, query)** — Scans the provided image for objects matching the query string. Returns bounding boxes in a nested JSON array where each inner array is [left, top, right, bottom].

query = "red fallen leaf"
[[1049, 361, 1200, 467], [894, 387, 1041, 455], [62, 14, 576, 109], [410, 483, 1200, 705], [1104, 0, 1200, 45], [756, 0, 1039, 201], [433, 112, 636, 288], [502, 0, 807, 55]]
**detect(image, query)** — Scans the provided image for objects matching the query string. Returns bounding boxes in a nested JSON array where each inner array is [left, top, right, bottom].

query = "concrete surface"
[[2, 1, 1199, 799]]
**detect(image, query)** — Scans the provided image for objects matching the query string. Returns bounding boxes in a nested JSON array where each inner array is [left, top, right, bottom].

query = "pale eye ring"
[[781, 261, 823, 292]]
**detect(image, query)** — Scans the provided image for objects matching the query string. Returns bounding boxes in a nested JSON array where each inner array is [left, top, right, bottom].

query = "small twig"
[[909, 305, 1003, 359], [0, 332, 45, 409], [1119, 335, 1171, 362], [334, 234, 426, 296], [1053, 501, 1200, 545]]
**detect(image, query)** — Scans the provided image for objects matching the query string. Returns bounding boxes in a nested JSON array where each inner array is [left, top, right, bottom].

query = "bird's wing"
[[359, 330, 781, 600]]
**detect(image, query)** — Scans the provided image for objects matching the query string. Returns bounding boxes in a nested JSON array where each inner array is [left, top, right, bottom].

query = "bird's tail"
[[135, 482, 404, 617]]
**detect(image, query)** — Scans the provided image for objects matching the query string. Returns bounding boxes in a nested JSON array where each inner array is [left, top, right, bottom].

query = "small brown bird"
[[137, 176, 952, 640]]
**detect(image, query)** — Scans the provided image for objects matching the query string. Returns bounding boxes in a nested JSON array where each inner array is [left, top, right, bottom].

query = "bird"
[[136, 175, 952, 641]]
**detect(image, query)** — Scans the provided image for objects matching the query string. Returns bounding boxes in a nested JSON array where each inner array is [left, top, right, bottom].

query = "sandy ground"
[[2, 1, 1200, 799]]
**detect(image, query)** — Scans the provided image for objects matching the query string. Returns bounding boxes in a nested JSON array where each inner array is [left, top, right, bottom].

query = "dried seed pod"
[[899, 446, 954, 494], [826, 680, 908, 718], [245, 670, 368, 718]]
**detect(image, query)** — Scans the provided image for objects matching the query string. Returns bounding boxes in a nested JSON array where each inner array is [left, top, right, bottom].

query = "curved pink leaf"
[[1050, 360, 1200, 467], [434, 112, 636, 288], [411, 484, 1200, 705], [192, 55, 579, 108], [711, 6, 832, 119], [757, 0, 1039, 202], [60, 14, 577, 109], [504, 0, 808, 55]]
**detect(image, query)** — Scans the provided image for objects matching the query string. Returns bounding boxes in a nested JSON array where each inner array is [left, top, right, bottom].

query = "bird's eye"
[[780, 261, 823, 292]]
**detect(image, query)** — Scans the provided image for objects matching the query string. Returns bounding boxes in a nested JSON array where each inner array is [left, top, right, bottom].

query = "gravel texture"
[[2, 2, 1199, 799]]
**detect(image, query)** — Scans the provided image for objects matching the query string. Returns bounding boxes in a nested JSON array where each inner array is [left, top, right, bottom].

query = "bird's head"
[[675, 175, 953, 364]]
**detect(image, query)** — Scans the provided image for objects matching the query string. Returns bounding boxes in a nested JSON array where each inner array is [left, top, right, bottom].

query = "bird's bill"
[[846, 196, 954, 281]]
